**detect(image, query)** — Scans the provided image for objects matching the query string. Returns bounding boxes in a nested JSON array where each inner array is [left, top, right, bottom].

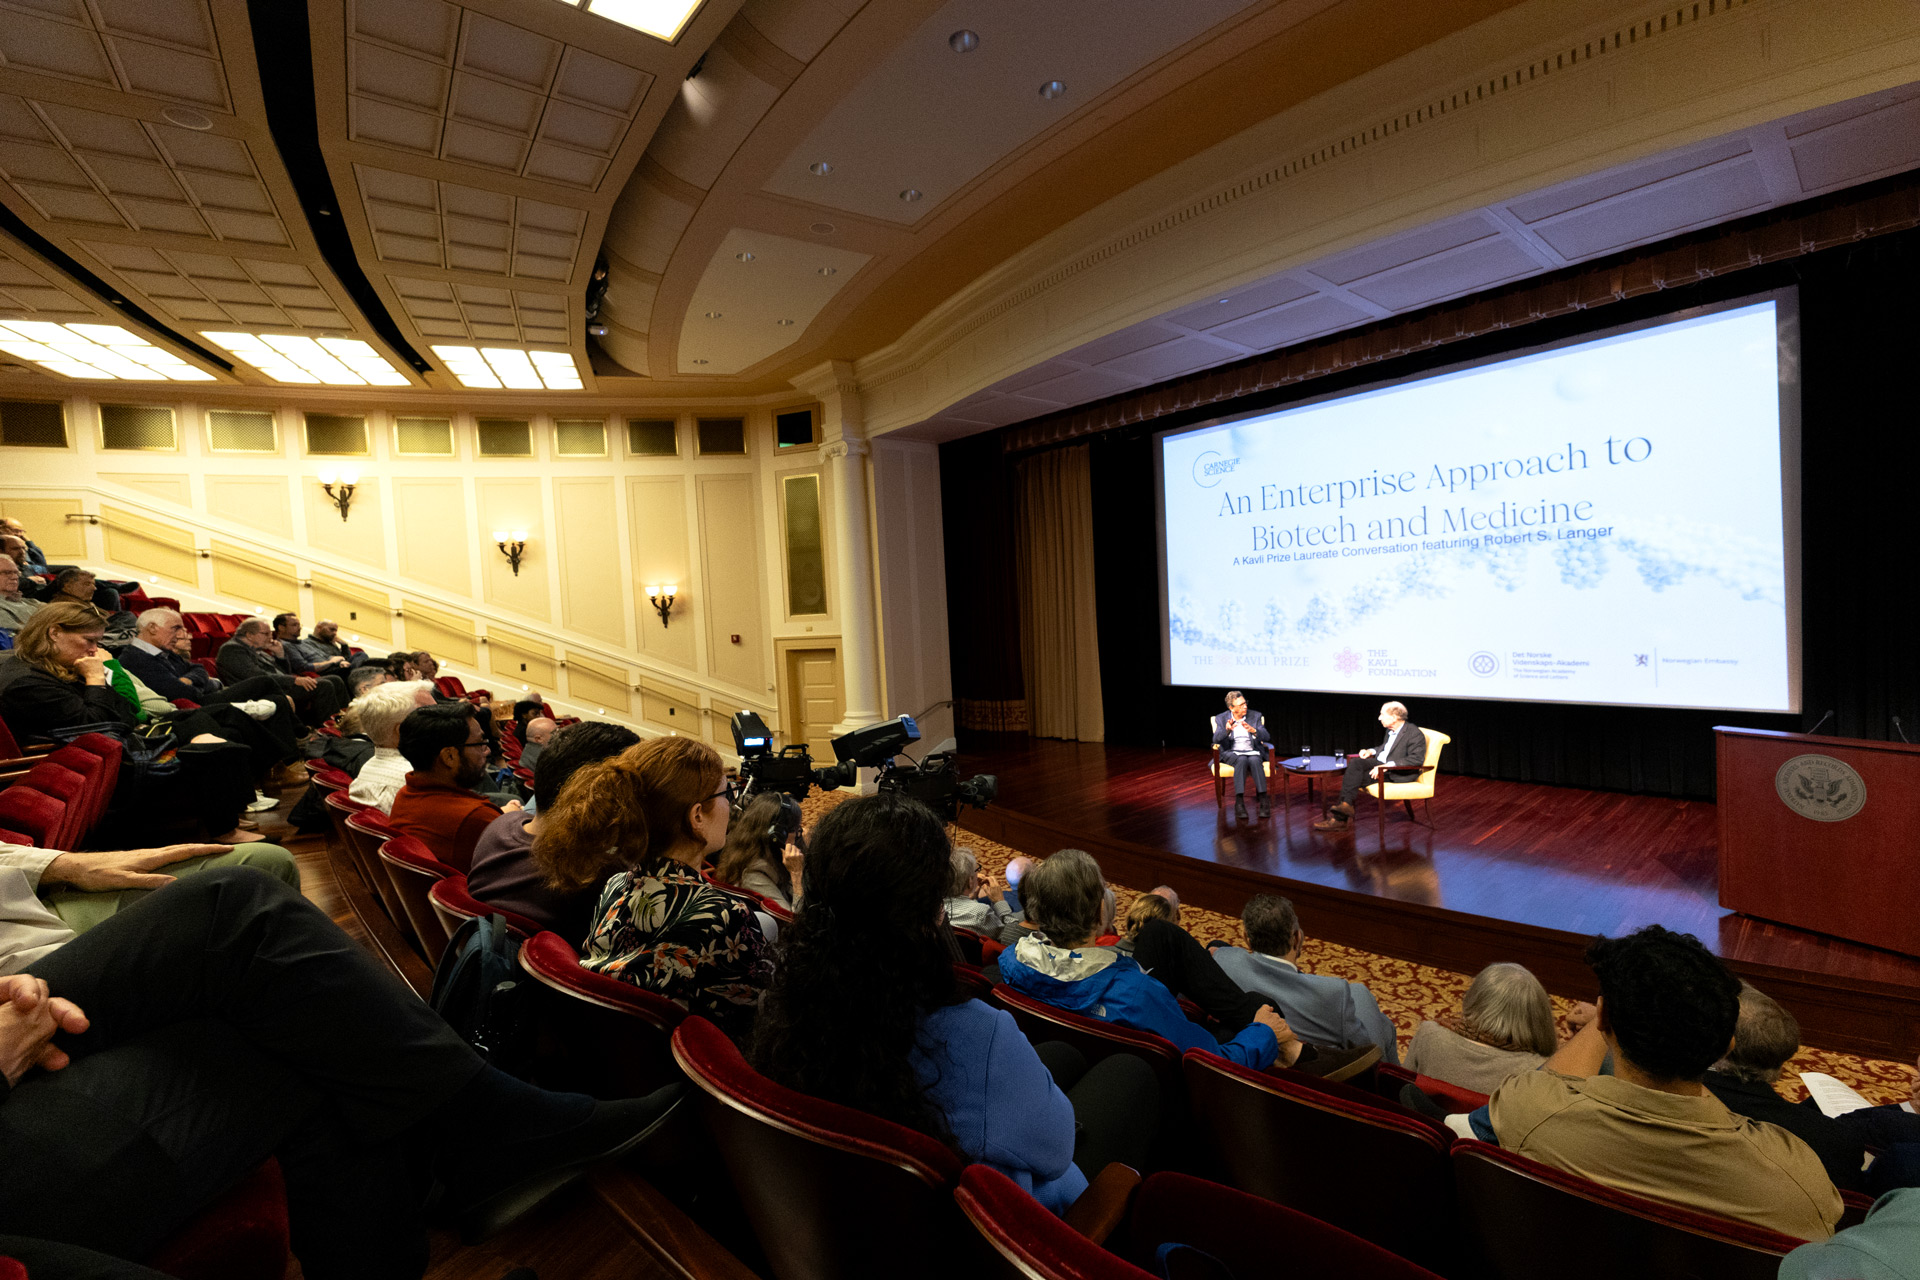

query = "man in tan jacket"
[[1455, 925, 1841, 1241]]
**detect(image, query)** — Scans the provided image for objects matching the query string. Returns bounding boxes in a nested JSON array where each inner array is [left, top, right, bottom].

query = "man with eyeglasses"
[[387, 703, 521, 872]]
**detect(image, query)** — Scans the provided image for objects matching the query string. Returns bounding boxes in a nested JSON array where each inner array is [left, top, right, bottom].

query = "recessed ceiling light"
[[429, 344, 583, 390], [809, 161, 833, 176], [1040, 80, 1067, 99], [203, 331, 407, 386], [577, 0, 703, 42], [0, 321, 215, 381], [735, 251, 755, 262], [691, 358, 709, 365], [1218, 297, 1232, 304], [775, 319, 794, 327], [899, 188, 922, 202], [704, 311, 723, 319], [810, 221, 835, 234], [817, 266, 837, 277], [162, 107, 212, 130], [949, 29, 979, 53]]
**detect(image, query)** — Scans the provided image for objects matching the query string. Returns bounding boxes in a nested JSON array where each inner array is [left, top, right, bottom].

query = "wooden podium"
[[1716, 727, 1920, 957]]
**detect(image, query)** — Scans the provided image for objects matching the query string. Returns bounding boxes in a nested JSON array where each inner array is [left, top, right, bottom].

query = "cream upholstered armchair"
[[1208, 714, 1273, 809], [1364, 729, 1449, 842]]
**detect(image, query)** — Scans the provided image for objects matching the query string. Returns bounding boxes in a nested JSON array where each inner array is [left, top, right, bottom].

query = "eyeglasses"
[[708, 780, 736, 805]]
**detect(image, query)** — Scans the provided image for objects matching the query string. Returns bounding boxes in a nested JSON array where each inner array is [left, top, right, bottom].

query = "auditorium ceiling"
[[0, 0, 1916, 428]]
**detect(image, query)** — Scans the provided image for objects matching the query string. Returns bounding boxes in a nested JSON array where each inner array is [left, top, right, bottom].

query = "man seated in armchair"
[[1314, 700, 1427, 833]]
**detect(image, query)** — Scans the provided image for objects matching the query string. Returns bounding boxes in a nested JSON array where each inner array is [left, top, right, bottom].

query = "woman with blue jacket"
[[750, 792, 1157, 1214]]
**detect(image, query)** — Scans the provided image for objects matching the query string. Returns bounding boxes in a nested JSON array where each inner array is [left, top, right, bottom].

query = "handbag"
[[45, 718, 182, 780]]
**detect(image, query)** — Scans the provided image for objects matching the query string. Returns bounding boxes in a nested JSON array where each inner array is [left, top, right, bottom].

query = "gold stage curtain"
[[1016, 445, 1104, 743]]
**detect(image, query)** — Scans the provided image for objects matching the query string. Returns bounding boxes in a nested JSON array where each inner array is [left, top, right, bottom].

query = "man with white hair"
[[0, 559, 41, 636], [118, 609, 293, 716], [1314, 700, 1427, 832], [518, 716, 556, 769], [348, 680, 438, 812]]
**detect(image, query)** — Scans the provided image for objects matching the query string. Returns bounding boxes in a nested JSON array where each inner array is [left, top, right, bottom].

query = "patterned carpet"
[[800, 792, 1917, 1106]]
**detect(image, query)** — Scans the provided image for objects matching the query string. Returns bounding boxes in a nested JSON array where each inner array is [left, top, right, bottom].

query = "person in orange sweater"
[[387, 702, 519, 872]]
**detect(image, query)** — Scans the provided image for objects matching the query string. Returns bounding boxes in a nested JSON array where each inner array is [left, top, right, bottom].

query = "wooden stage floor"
[[950, 736, 1920, 1059]]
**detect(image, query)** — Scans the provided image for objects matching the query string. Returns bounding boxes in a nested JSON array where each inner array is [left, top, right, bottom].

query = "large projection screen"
[[1157, 292, 1801, 713]]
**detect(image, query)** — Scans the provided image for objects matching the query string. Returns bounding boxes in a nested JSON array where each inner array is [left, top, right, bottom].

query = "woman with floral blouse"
[[531, 736, 771, 1041]]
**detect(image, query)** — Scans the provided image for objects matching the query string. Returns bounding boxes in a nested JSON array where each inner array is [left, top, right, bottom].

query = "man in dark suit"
[[1314, 700, 1427, 832], [218, 618, 347, 727], [1212, 690, 1274, 821]]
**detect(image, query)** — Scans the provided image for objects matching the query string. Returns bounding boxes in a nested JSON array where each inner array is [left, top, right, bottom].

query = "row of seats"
[[304, 762, 1875, 1279], [0, 730, 121, 850]]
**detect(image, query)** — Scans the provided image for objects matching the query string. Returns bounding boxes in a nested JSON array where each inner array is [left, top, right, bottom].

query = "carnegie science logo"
[[1193, 451, 1240, 488]]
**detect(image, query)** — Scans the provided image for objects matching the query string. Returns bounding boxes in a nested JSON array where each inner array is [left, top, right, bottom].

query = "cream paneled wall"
[[0, 393, 877, 748]]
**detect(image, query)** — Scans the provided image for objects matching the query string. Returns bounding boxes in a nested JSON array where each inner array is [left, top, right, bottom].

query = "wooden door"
[[784, 647, 842, 759]]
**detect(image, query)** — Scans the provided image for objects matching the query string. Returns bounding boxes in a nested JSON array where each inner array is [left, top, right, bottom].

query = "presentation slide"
[[1159, 296, 1799, 712]]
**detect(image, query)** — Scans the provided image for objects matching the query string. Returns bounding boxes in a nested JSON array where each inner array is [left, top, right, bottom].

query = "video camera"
[[729, 709, 997, 820], [730, 710, 855, 801]]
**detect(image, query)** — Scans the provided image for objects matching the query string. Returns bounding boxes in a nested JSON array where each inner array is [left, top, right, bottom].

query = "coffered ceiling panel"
[[0, 0, 230, 110], [760, 0, 1260, 226], [387, 273, 570, 343], [355, 163, 587, 280], [345, 0, 655, 193]]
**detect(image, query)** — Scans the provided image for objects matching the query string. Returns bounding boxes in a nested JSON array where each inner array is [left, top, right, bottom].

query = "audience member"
[[273, 613, 350, 676], [218, 618, 347, 726], [942, 845, 1023, 944], [519, 717, 556, 769], [4, 840, 299, 966], [49, 568, 121, 616], [348, 664, 391, 698], [385, 651, 423, 682], [512, 699, 544, 740], [1000, 849, 1372, 1077], [1705, 984, 1920, 1194], [348, 682, 437, 813], [0, 560, 40, 636], [117, 610, 303, 749], [0, 605, 265, 844], [386, 702, 516, 870], [535, 737, 770, 1041], [713, 792, 805, 912], [0, 866, 681, 1278], [1149, 885, 1182, 921], [1463, 925, 1840, 1239], [1403, 962, 1555, 1093], [1779, 1187, 1920, 1280], [753, 792, 1159, 1216], [1115, 890, 1177, 954], [300, 618, 366, 670], [1212, 894, 1402, 1064], [467, 721, 639, 941], [0, 518, 45, 570]]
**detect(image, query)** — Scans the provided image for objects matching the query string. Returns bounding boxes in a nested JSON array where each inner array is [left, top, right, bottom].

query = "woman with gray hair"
[[1403, 961, 1558, 1093], [942, 846, 1024, 944]]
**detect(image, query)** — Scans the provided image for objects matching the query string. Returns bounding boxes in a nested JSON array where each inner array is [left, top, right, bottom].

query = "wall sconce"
[[492, 530, 529, 576], [318, 469, 359, 521], [648, 583, 678, 627]]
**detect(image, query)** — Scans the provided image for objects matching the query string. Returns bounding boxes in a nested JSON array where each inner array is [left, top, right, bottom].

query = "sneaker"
[[1290, 1042, 1382, 1084], [239, 699, 277, 721], [246, 792, 280, 812]]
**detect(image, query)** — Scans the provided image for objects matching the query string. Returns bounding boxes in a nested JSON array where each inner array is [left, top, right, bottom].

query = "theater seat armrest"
[[1064, 1162, 1141, 1244]]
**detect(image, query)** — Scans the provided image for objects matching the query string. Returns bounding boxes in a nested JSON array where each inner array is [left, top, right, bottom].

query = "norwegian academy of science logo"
[[1774, 754, 1867, 822], [1468, 651, 1500, 677], [1192, 451, 1239, 488]]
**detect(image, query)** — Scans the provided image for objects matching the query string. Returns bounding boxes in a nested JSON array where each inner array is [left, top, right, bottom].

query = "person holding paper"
[[1705, 983, 1920, 1194], [1211, 691, 1273, 821]]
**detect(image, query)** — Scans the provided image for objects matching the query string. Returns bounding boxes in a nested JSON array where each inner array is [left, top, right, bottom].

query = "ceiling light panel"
[[202, 332, 411, 386], [0, 322, 216, 381], [577, 0, 704, 43], [433, 345, 585, 390]]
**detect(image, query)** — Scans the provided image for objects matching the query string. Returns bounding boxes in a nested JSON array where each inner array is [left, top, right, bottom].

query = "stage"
[[951, 736, 1920, 1060]]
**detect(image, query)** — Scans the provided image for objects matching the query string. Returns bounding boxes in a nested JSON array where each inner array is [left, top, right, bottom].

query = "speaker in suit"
[[1319, 701, 1425, 829], [1212, 691, 1273, 818]]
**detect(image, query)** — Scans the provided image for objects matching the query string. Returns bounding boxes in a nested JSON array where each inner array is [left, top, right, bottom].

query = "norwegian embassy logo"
[[1774, 754, 1866, 822], [1468, 651, 1500, 677], [1192, 450, 1239, 488]]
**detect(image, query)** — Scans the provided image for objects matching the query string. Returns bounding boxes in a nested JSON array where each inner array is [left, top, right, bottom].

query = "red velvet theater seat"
[[1182, 1048, 1457, 1273], [989, 985, 1184, 1101], [376, 835, 459, 963], [518, 931, 685, 1102], [0, 783, 64, 849], [955, 1165, 1448, 1280], [672, 1014, 966, 1280], [145, 1159, 290, 1280], [1450, 1138, 1804, 1280], [428, 873, 543, 941]]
